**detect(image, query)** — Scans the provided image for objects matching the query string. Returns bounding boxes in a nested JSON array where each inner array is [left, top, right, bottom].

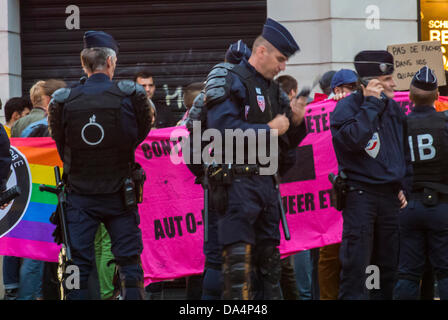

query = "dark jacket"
[[330, 91, 412, 191], [206, 59, 307, 174]]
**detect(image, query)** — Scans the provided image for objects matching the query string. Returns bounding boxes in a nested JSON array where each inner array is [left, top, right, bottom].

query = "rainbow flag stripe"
[[0, 137, 62, 262]]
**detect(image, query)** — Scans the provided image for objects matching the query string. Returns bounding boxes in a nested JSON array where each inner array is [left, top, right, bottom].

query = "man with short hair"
[[276, 75, 298, 99], [48, 30, 153, 300], [394, 66, 448, 300], [330, 50, 411, 300], [134, 71, 156, 100], [205, 18, 307, 300], [313, 70, 336, 102], [177, 82, 204, 126], [2, 97, 32, 137], [134, 71, 157, 127], [276, 74, 310, 300], [11, 79, 66, 138]]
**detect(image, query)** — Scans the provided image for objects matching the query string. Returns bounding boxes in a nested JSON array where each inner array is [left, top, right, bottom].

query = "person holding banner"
[[48, 31, 153, 300], [205, 18, 306, 300], [394, 66, 448, 300], [318, 68, 359, 301], [330, 50, 411, 300]]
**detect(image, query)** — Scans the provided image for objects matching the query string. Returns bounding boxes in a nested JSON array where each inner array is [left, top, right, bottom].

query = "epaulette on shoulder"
[[51, 88, 71, 103], [205, 62, 235, 108], [117, 80, 137, 96]]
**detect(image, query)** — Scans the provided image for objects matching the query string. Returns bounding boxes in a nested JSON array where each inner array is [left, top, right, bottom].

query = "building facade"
[[0, 0, 438, 123]]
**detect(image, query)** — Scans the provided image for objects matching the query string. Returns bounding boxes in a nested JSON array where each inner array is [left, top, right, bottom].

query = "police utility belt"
[[202, 164, 261, 216], [207, 164, 262, 184], [328, 171, 401, 211]]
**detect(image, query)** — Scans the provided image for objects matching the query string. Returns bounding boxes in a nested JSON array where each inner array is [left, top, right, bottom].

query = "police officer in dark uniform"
[[48, 31, 153, 300], [204, 18, 306, 300], [330, 50, 412, 300], [394, 66, 448, 300], [184, 40, 253, 300]]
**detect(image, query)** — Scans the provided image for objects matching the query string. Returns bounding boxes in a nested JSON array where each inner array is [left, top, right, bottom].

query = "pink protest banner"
[[0, 91, 429, 285], [137, 91, 417, 284]]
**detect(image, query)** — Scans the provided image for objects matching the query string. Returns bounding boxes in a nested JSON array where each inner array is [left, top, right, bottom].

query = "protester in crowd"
[[276, 73, 320, 300], [11, 80, 65, 138], [15, 79, 65, 300], [20, 80, 66, 138], [140, 71, 165, 300], [176, 82, 204, 127], [318, 68, 358, 300], [180, 81, 208, 300], [2, 97, 32, 137], [320, 70, 336, 96], [394, 66, 448, 300], [134, 71, 156, 100], [276, 74, 309, 300], [205, 18, 306, 300], [313, 70, 336, 102], [48, 30, 153, 299], [134, 71, 157, 126], [330, 50, 411, 299], [330, 69, 359, 101], [3, 79, 66, 301]]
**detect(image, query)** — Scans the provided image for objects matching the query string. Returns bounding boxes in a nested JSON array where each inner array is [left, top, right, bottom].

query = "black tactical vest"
[[204, 62, 289, 172], [407, 111, 448, 188], [62, 84, 134, 194], [230, 64, 281, 124]]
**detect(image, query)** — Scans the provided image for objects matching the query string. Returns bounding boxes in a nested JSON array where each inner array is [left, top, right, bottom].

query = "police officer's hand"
[[362, 79, 384, 100], [398, 190, 407, 209], [290, 96, 306, 126], [268, 113, 289, 136]]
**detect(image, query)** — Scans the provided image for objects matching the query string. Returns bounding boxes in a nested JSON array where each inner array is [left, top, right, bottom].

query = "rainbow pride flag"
[[0, 138, 61, 262]]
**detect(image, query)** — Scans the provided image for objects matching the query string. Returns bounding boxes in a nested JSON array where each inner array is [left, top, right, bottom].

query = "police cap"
[[354, 50, 394, 77], [225, 40, 252, 64], [411, 66, 438, 91], [83, 31, 119, 54], [262, 18, 300, 58]]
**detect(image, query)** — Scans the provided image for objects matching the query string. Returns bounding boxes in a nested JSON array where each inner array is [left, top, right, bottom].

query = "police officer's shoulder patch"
[[52, 88, 71, 103], [117, 80, 137, 96]]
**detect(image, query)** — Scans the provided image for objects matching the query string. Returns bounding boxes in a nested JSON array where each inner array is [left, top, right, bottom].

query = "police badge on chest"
[[255, 87, 265, 112], [365, 132, 381, 158]]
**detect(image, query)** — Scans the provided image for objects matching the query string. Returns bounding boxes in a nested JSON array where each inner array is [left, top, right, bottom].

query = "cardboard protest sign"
[[387, 40, 446, 90]]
